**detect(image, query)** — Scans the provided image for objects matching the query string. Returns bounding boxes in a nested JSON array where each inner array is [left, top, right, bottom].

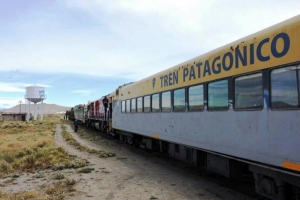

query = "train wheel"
[[127, 136, 133, 145], [104, 126, 108, 134], [119, 134, 125, 142]]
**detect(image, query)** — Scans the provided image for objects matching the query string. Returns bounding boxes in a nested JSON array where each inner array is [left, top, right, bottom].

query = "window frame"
[[151, 93, 160, 112], [121, 100, 126, 113], [234, 72, 263, 111], [143, 95, 150, 113], [270, 65, 300, 110], [131, 98, 136, 113], [188, 84, 204, 112], [207, 79, 229, 111], [173, 88, 186, 112], [137, 97, 143, 113], [161, 91, 171, 112], [126, 99, 131, 113]]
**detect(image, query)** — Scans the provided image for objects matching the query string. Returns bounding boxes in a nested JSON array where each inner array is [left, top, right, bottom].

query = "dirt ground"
[[0, 124, 255, 200]]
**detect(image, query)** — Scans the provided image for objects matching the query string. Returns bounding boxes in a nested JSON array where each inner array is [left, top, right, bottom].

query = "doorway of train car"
[[108, 96, 113, 133]]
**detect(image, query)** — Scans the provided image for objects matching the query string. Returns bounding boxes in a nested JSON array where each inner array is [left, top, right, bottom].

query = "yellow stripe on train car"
[[152, 134, 159, 139], [282, 161, 300, 172]]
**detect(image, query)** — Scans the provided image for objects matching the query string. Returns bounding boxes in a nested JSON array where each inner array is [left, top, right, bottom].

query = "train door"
[[108, 96, 113, 133]]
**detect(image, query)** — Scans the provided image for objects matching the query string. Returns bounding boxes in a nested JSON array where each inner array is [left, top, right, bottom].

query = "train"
[[71, 15, 300, 200]]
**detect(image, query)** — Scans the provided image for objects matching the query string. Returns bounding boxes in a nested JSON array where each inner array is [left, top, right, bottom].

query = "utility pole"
[[18, 100, 22, 113]]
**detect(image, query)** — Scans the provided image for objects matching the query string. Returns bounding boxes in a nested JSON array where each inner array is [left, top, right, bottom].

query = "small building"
[[1, 113, 26, 121]]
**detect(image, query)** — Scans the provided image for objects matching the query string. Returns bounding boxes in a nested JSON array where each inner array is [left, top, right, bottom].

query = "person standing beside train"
[[103, 96, 108, 111], [102, 96, 109, 123], [103, 96, 109, 114], [74, 119, 79, 133]]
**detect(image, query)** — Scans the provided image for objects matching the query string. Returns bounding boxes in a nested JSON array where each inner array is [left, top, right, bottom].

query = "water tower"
[[24, 85, 46, 121]]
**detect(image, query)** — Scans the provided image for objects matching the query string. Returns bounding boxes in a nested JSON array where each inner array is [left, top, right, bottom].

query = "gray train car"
[[109, 15, 300, 199]]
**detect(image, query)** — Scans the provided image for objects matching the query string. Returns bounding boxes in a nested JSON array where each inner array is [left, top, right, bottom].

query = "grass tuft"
[[35, 172, 45, 178], [77, 167, 94, 173], [53, 172, 65, 180]]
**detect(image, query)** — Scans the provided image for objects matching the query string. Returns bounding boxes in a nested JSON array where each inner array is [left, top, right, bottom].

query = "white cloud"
[[71, 90, 94, 96], [1, 0, 300, 82], [0, 82, 51, 93], [0, 82, 26, 92], [0, 97, 24, 109]]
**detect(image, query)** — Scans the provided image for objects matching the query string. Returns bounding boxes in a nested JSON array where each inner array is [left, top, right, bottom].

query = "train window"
[[208, 80, 228, 111], [131, 98, 136, 113], [188, 85, 204, 111], [144, 95, 150, 113], [234, 73, 263, 110], [137, 97, 143, 113], [151, 93, 160, 112], [174, 88, 185, 112], [162, 91, 171, 112], [121, 101, 125, 113], [126, 99, 131, 113], [271, 66, 300, 109]]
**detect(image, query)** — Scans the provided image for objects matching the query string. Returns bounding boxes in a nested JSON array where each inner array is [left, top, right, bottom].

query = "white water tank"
[[25, 85, 46, 103], [25, 85, 46, 121]]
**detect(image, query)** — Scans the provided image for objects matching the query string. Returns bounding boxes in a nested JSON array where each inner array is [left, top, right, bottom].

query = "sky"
[[1, 0, 300, 109]]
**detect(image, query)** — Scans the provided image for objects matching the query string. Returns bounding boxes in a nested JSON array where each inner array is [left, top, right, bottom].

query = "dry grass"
[[0, 180, 77, 200], [0, 190, 40, 200], [0, 115, 87, 178], [0, 115, 87, 199]]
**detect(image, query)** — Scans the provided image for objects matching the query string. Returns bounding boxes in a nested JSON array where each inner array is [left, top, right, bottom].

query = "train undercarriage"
[[85, 118, 109, 133], [109, 129, 300, 200]]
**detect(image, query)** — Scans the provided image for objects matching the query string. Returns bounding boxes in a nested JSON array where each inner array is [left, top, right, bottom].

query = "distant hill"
[[1, 103, 71, 114]]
